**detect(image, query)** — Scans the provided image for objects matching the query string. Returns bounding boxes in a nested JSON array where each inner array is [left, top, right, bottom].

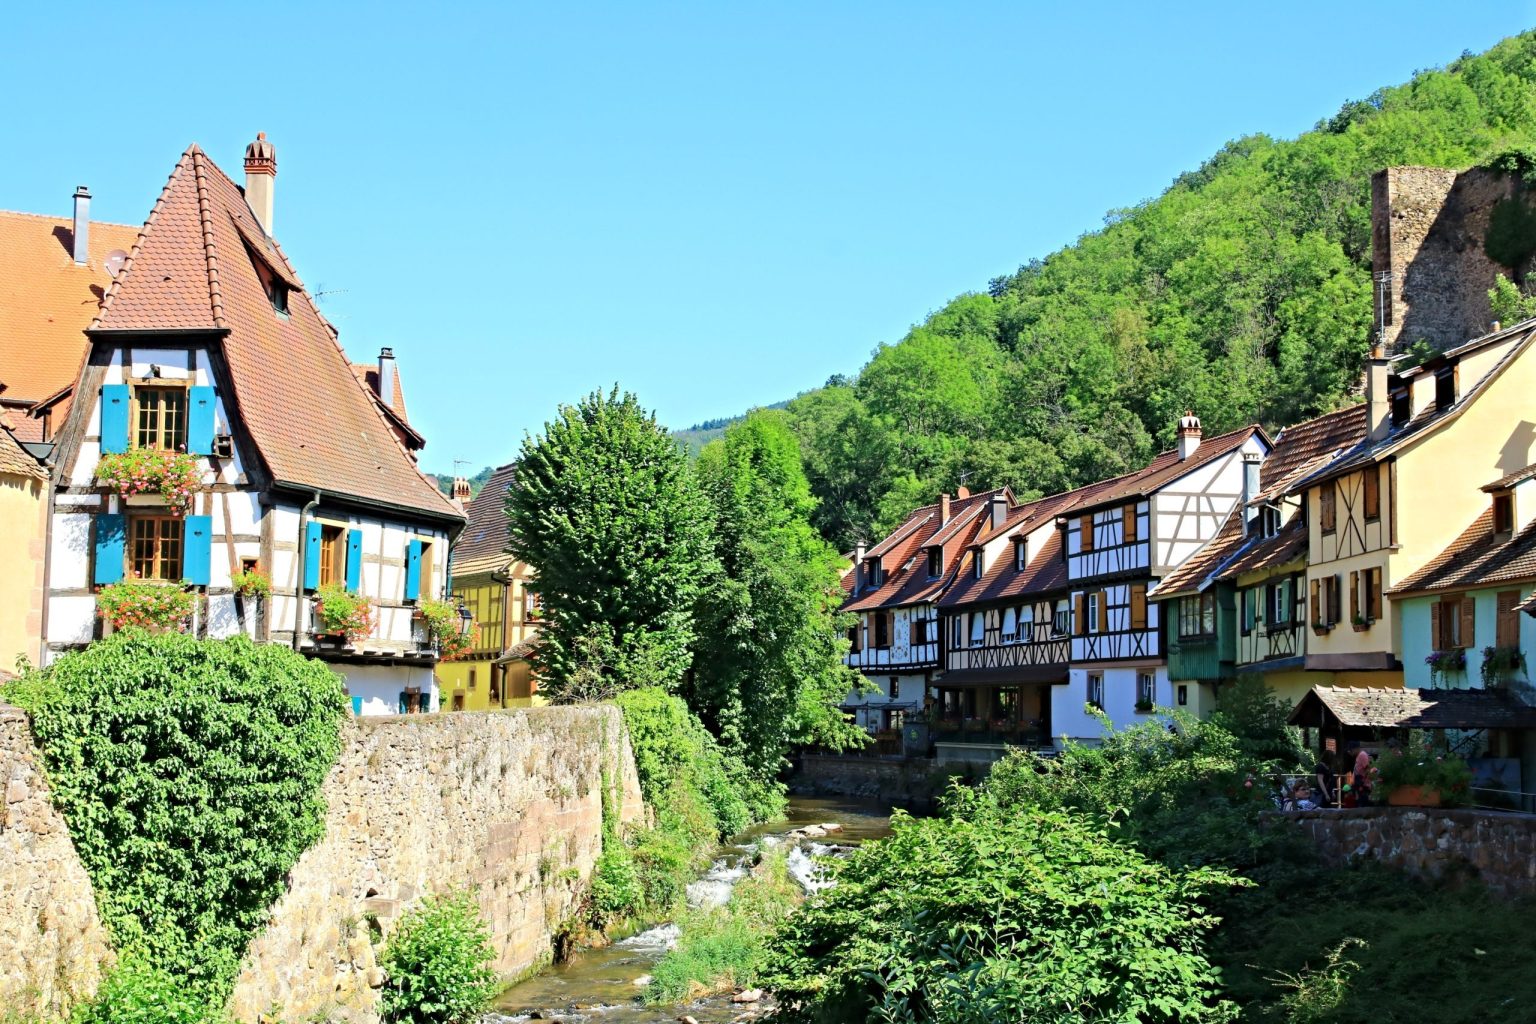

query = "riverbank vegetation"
[[762, 685, 1536, 1023], [4, 632, 348, 1018]]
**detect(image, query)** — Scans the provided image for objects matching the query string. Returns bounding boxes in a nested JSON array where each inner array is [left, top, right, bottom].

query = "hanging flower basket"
[[96, 580, 195, 633], [416, 598, 472, 661], [313, 583, 374, 645], [96, 448, 202, 516], [1425, 648, 1467, 684], [231, 566, 272, 601]]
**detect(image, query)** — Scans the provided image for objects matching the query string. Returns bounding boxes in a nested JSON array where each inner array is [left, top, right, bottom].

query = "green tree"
[[378, 891, 498, 1024], [692, 412, 867, 782], [506, 387, 713, 693]]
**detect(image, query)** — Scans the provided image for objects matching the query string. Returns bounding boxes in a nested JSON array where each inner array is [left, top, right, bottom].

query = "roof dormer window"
[[245, 242, 291, 318], [927, 547, 943, 579], [973, 550, 984, 579], [1014, 538, 1026, 570], [1494, 492, 1514, 536], [1435, 365, 1456, 412], [1390, 384, 1410, 428], [865, 558, 882, 589]]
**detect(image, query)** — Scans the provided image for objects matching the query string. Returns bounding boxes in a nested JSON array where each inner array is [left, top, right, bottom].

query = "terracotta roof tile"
[[92, 146, 461, 521], [1391, 509, 1536, 596], [0, 421, 44, 480], [350, 363, 410, 421], [939, 529, 1069, 607], [0, 210, 139, 403], [844, 491, 1003, 613], [1215, 516, 1308, 580]]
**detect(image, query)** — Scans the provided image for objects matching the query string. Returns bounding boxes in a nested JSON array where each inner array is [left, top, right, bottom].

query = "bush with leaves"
[[764, 810, 1239, 1024], [379, 891, 499, 1024], [4, 631, 348, 1007], [69, 958, 230, 1024]]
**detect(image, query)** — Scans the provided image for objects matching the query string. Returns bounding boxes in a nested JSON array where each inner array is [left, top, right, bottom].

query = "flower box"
[[1387, 785, 1441, 808]]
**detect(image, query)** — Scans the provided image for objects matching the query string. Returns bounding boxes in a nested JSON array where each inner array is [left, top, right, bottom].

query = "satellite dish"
[[104, 250, 128, 278]]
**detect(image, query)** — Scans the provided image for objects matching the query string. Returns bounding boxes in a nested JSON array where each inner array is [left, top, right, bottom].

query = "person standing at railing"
[[1315, 756, 1337, 808]]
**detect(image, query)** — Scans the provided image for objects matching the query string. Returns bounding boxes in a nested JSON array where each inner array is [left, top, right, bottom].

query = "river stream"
[[483, 796, 896, 1024]]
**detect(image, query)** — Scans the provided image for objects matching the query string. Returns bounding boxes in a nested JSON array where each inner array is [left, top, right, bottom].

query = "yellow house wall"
[[1305, 463, 1396, 658], [0, 473, 45, 670], [437, 565, 545, 711]]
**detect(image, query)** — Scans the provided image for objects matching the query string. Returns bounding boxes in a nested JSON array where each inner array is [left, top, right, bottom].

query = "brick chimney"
[[244, 131, 277, 236], [940, 493, 951, 526], [71, 186, 90, 265], [1366, 345, 1392, 442], [1177, 411, 1202, 460], [376, 347, 396, 406], [853, 540, 867, 591], [451, 477, 472, 509]]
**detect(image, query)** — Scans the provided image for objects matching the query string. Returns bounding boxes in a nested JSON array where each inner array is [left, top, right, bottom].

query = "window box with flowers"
[[96, 449, 202, 516], [312, 583, 374, 645], [1425, 648, 1467, 685], [1480, 645, 1526, 687], [96, 580, 195, 633], [231, 566, 272, 602], [415, 598, 472, 661]]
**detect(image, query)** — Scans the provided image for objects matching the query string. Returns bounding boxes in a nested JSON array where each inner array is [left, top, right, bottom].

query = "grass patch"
[[646, 847, 801, 1004]]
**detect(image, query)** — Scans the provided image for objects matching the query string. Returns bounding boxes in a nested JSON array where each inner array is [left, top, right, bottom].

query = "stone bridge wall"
[[1284, 806, 1536, 894]]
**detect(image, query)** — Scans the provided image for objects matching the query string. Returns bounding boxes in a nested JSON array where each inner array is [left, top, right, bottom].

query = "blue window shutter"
[[183, 515, 212, 585], [94, 514, 126, 584], [187, 386, 215, 456], [404, 539, 422, 601], [345, 529, 362, 591], [100, 384, 130, 455], [303, 520, 322, 591]]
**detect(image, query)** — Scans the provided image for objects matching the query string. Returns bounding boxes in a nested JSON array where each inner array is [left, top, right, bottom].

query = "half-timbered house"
[[840, 487, 1013, 739], [1059, 415, 1270, 740], [38, 136, 464, 713]]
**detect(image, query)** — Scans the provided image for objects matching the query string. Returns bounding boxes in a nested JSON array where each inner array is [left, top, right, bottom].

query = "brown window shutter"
[[1310, 579, 1320, 626], [1097, 590, 1109, 632], [1074, 593, 1086, 636], [1431, 601, 1442, 650], [1369, 569, 1383, 621], [1123, 505, 1137, 544], [1498, 591, 1521, 648], [1461, 597, 1476, 649], [1363, 467, 1380, 519], [1080, 515, 1094, 552], [1130, 584, 1147, 630], [1349, 571, 1359, 622]]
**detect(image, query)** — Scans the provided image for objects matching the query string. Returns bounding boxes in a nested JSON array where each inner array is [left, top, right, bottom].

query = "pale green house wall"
[[1397, 589, 1535, 689]]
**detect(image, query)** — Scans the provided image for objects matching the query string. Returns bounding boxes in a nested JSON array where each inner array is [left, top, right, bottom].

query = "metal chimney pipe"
[[72, 186, 90, 265], [376, 347, 396, 406]]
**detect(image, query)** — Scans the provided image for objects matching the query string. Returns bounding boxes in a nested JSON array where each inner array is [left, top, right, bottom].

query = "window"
[[1365, 567, 1383, 622], [317, 524, 345, 586], [1079, 514, 1095, 553], [889, 678, 900, 701], [1498, 591, 1522, 648], [1129, 583, 1147, 630], [1495, 493, 1514, 535], [1087, 673, 1104, 710], [1241, 587, 1256, 635], [132, 384, 187, 451], [249, 247, 291, 315], [524, 589, 544, 620], [970, 612, 985, 646], [1087, 592, 1102, 633], [1053, 601, 1069, 637], [866, 558, 882, 588], [1177, 684, 1189, 706], [1390, 385, 1410, 427], [973, 550, 984, 579], [1137, 672, 1155, 707], [1123, 505, 1138, 544], [468, 668, 477, 691], [927, 547, 943, 578], [1270, 580, 1292, 626], [951, 615, 964, 648], [1363, 466, 1381, 521], [130, 516, 183, 580], [848, 622, 863, 653], [1261, 505, 1281, 537], [1319, 484, 1336, 533], [1433, 596, 1468, 650], [911, 617, 928, 646], [1311, 574, 1342, 627], [874, 611, 890, 649], [1179, 592, 1217, 638], [417, 540, 436, 601], [1001, 607, 1018, 643], [1015, 540, 1026, 570], [1435, 366, 1456, 411]]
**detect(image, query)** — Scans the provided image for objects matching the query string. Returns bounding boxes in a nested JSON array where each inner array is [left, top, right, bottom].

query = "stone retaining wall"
[[0, 704, 114, 1016], [790, 753, 974, 812], [1284, 806, 1536, 894]]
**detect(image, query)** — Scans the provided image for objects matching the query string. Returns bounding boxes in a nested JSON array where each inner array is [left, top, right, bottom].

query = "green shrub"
[[589, 846, 643, 926], [70, 959, 230, 1024], [1372, 737, 1474, 805], [763, 810, 1239, 1024], [5, 632, 348, 1006], [378, 891, 499, 1024]]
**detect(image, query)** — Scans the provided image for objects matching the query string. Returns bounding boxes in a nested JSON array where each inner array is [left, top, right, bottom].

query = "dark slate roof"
[[452, 463, 518, 577], [1287, 685, 1536, 730], [1390, 509, 1536, 596]]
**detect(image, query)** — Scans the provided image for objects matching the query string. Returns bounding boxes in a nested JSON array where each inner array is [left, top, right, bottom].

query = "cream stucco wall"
[[0, 472, 46, 670]]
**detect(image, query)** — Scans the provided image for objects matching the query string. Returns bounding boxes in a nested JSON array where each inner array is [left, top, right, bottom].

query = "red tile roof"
[[92, 146, 460, 521], [1151, 509, 1244, 599], [1391, 508, 1536, 596], [0, 415, 44, 480], [1215, 516, 1308, 581], [351, 363, 410, 421], [1483, 463, 1536, 493], [940, 528, 1069, 607], [0, 210, 139, 404], [844, 489, 1006, 612]]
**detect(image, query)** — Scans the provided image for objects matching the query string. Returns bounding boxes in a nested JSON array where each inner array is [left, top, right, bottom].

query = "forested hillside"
[[783, 31, 1536, 549]]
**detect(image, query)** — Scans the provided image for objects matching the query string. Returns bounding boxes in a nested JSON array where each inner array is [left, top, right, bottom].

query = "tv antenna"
[[104, 250, 128, 278]]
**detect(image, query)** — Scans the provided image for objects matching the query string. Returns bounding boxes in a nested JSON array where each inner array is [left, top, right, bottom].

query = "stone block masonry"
[[0, 702, 643, 1023], [0, 703, 114, 1016], [1285, 806, 1536, 895]]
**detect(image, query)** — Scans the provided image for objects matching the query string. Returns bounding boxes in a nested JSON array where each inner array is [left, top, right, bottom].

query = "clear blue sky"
[[3, 2, 1534, 473]]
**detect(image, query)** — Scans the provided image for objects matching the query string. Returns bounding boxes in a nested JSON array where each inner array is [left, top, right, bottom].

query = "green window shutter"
[[345, 529, 363, 591], [404, 539, 422, 601], [186, 386, 216, 456], [183, 515, 212, 585], [303, 520, 323, 591], [100, 384, 130, 454], [94, 514, 126, 584]]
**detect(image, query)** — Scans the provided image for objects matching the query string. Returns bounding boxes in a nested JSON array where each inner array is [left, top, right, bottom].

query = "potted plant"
[[1375, 739, 1473, 807], [1351, 613, 1370, 632], [1134, 697, 1155, 713], [1311, 618, 1329, 636], [230, 566, 271, 601], [1425, 648, 1466, 685], [95, 448, 202, 516], [1480, 645, 1526, 687], [96, 579, 195, 633], [313, 583, 374, 645], [416, 598, 472, 662]]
